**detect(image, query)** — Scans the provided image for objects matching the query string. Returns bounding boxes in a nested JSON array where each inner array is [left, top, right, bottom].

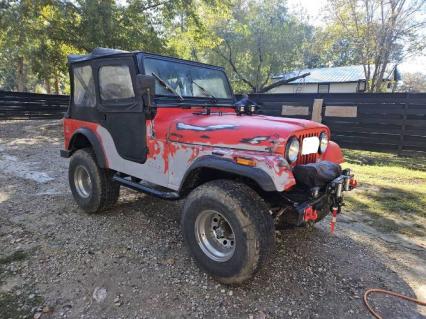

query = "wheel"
[[181, 180, 275, 284], [69, 148, 120, 213]]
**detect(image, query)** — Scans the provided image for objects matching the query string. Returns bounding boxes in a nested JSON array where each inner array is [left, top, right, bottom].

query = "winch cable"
[[363, 288, 426, 319]]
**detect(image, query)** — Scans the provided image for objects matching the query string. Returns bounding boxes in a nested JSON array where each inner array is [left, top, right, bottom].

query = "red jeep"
[[61, 48, 356, 284]]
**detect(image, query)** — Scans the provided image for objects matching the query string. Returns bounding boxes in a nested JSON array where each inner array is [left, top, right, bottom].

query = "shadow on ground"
[[346, 183, 426, 236], [0, 120, 424, 318], [1, 187, 423, 319]]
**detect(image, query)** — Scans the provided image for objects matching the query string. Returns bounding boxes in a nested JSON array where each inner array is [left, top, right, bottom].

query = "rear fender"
[[68, 128, 108, 168]]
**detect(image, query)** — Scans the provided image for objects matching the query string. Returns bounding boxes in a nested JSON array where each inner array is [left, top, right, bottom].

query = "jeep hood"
[[168, 113, 329, 153]]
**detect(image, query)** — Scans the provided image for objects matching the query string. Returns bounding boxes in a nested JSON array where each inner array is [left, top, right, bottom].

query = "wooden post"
[[311, 99, 323, 123]]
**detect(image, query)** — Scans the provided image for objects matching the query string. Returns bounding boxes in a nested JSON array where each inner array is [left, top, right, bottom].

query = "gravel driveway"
[[0, 120, 425, 319]]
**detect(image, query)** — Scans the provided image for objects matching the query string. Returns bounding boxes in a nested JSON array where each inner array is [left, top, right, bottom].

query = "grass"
[[0, 292, 43, 319], [0, 250, 43, 319], [342, 149, 426, 235], [0, 250, 29, 266]]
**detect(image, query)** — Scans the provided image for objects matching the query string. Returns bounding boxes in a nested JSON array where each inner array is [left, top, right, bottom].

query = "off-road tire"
[[181, 180, 275, 284], [69, 148, 120, 213]]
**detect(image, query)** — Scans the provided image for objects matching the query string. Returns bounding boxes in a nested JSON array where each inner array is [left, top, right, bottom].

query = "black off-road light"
[[236, 105, 245, 115], [247, 104, 256, 115]]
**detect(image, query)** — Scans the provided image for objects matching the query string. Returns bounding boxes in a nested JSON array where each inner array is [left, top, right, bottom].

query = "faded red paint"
[[63, 118, 110, 167], [166, 109, 329, 153], [63, 118, 99, 150], [322, 141, 344, 164], [63, 106, 345, 192]]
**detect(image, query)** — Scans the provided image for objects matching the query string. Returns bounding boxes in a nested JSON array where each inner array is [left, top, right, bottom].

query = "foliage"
[[0, 0, 424, 94], [325, 0, 425, 92], [398, 72, 426, 92], [302, 26, 363, 68], [203, 0, 313, 93]]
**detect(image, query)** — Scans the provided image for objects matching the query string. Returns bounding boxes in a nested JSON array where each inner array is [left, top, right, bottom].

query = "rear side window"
[[99, 65, 135, 101], [73, 65, 96, 107]]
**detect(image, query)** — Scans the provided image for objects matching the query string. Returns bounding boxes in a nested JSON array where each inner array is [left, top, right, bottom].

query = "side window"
[[73, 65, 96, 107], [99, 65, 135, 102]]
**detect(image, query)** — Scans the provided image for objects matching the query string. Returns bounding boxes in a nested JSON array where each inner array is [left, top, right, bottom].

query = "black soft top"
[[67, 47, 224, 70], [67, 48, 131, 64]]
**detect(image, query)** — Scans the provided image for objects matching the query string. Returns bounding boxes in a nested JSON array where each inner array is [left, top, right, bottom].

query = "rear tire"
[[69, 148, 120, 213], [181, 180, 275, 284]]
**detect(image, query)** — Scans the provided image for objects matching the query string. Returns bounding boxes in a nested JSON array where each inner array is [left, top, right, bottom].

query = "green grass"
[[0, 250, 29, 266], [0, 250, 43, 319], [342, 149, 426, 235], [0, 292, 43, 319]]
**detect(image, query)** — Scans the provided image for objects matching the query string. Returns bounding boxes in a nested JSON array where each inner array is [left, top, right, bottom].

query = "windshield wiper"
[[152, 72, 184, 101], [192, 80, 217, 103]]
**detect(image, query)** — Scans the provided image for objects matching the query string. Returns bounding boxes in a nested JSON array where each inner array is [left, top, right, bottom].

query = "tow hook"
[[304, 206, 318, 228]]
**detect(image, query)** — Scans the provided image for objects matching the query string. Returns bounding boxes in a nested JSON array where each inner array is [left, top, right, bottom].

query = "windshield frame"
[[137, 53, 235, 105]]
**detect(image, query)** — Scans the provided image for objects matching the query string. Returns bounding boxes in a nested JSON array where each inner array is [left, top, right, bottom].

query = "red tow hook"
[[304, 206, 318, 223], [330, 207, 338, 233]]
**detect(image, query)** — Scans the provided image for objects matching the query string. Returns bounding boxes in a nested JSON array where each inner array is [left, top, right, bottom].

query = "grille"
[[295, 129, 324, 165]]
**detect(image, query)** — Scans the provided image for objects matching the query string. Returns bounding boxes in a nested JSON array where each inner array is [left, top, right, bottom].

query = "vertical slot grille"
[[295, 130, 322, 165]]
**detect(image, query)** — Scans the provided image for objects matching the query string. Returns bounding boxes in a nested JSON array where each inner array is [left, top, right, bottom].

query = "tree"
[[302, 26, 363, 68], [326, 0, 426, 92], [0, 0, 36, 92], [398, 72, 426, 92], [0, 0, 168, 93], [202, 0, 311, 93], [0, 1, 81, 93]]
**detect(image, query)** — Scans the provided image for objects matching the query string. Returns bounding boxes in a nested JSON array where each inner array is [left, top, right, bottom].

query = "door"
[[95, 57, 147, 163]]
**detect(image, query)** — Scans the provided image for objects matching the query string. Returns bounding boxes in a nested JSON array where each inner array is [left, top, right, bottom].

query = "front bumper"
[[293, 168, 357, 225]]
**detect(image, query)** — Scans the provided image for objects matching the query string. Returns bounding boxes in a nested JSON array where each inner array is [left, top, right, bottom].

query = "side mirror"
[[136, 74, 155, 108]]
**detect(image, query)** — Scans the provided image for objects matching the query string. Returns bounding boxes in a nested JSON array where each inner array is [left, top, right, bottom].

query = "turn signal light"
[[234, 157, 256, 167]]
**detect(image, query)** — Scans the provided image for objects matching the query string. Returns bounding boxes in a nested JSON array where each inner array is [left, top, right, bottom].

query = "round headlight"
[[319, 132, 329, 153], [285, 137, 300, 163]]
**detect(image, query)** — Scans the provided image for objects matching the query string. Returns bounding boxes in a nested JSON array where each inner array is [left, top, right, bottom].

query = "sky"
[[286, 0, 426, 74]]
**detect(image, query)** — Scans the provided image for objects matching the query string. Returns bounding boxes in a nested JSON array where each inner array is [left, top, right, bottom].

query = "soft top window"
[[143, 57, 232, 99], [99, 65, 135, 101], [73, 65, 96, 107]]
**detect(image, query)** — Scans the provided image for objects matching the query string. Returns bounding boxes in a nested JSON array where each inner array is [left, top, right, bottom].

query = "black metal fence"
[[1, 90, 425, 154], [0, 91, 69, 120], [247, 93, 426, 154]]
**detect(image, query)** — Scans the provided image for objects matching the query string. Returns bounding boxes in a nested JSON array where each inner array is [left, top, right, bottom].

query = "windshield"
[[143, 57, 233, 99]]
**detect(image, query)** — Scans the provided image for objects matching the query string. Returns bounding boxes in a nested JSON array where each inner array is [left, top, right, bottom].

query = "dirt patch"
[[0, 120, 425, 318]]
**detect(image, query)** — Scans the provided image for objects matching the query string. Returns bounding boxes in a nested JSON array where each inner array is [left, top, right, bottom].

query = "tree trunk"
[[45, 78, 51, 94], [54, 71, 60, 94], [16, 57, 25, 92]]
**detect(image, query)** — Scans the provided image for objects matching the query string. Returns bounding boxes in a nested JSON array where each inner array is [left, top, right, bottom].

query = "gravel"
[[0, 120, 425, 319]]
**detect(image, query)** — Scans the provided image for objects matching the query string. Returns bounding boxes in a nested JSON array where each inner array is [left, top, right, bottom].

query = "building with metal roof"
[[266, 64, 399, 94]]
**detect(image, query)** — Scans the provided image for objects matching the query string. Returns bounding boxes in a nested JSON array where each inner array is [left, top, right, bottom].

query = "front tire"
[[69, 148, 120, 213], [181, 180, 275, 284]]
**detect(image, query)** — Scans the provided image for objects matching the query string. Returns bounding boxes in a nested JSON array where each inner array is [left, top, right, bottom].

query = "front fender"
[[180, 154, 296, 192], [322, 141, 344, 164]]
